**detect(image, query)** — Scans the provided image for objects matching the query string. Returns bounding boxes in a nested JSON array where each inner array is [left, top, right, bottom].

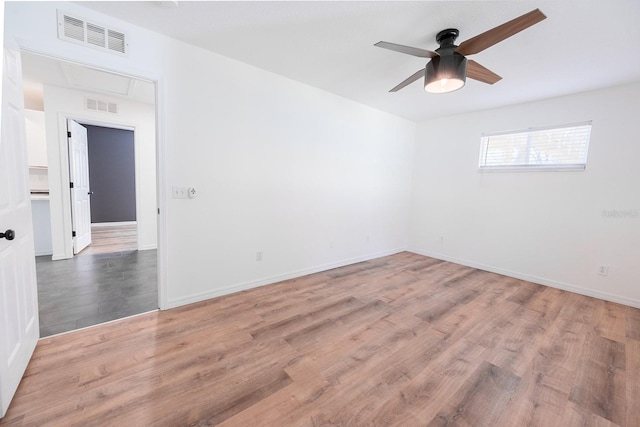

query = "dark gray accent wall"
[[85, 125, 136, 223]]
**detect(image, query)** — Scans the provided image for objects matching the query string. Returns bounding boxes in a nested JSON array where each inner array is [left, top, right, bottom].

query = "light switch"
[[172, 186, 187, 199]]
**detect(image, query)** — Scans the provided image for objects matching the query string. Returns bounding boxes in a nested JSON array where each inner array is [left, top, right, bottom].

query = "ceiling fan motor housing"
[[425, 52, 467, 93], [436, 28, 460, 48], [424, 28, 467, 93]]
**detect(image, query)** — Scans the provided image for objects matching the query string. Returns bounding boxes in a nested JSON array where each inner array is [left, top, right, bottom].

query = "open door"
[[67, 120, 92, 254], [0, 41, 39, 418]]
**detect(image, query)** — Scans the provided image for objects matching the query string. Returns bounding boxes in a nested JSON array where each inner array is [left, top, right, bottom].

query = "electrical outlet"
[[439, 236, 445, 244], [597, 265, 609, 276], [330, 240, 335, 248], [256, 251, 263, 261]]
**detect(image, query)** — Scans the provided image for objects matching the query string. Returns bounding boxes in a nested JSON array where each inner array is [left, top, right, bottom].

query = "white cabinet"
[[31, 199, 52, 256], [26, 109, 50, 194], [25, 109, 47, 167]]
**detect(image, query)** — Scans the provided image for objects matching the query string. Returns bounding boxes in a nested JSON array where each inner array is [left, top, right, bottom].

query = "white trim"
[[91, 221, 137, 227], [18, 46, 154, 83], [408, 248, 640, 309], [56, 112, 144, 259], [15, 44, 166, 311], [57, 113, 74, 259], [478, 121, 592, 171], [38, 309, 158, 339], [76, 118, 134, 132], [155, 75, 168, 310], [165, 248, 406, 309], [66, 118, 139, 252], [480, 120, 593, 138], [478, 164, 586, 173]]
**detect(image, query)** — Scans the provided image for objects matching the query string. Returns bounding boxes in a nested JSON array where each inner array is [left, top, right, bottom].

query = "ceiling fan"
[[375, 8, 546, 93]]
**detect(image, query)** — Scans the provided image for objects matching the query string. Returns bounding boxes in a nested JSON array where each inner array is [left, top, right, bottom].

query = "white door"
[[0, 41, 39, 418], [67, 120, 92, 254]]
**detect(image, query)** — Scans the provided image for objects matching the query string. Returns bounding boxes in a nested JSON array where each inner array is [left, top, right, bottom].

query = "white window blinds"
[[479, 121, 592, 171]]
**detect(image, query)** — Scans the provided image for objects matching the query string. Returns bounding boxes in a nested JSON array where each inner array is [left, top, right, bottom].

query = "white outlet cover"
[[597, 265, 609, 276]]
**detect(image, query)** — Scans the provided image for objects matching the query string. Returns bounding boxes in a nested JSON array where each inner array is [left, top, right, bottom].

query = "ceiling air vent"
[[57, 10, 128, 56], [63, 15, 85, 42], [86, 97, 118, 114], [86, 23, 106, 47], [108, 30, 126, 54]]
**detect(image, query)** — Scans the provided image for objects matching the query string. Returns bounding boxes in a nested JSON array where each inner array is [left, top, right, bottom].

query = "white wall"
[[42, 84, 157, 259], [409, 82, 640, 308], [25, 109, 47, 167], [5, 2, 416, 308]]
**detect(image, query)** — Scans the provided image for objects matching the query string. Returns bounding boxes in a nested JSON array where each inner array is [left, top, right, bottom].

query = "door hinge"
[[68, 131, 72, 138], [70, 182, 74, 189], [72, 231, 76, 237], [157, 208, 160, 215]]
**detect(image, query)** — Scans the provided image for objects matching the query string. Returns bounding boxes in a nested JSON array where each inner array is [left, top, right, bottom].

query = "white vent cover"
[[86, 97, 118, 114], [57, 10, 128, 55]]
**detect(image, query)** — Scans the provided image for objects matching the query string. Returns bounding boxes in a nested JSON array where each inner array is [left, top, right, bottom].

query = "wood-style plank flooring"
[[3, 252, 639, 426], [77, 223, 138, 256]]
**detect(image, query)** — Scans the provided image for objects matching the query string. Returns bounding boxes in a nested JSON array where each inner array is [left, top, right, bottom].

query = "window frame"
[[478, 121, 592, 172]]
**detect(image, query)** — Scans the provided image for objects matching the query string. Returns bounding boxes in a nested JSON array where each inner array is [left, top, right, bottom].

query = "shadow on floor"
[[36, 249, 158, 337]]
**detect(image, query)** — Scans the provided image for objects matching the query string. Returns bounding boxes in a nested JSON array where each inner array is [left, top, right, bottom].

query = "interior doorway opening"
[[70, 121, 139, 256], [21, 51, 160, 337]]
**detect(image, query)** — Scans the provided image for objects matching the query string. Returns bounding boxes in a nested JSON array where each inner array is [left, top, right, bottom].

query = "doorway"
[[74, 122, 138, 256], [21, 51, 160, 337]]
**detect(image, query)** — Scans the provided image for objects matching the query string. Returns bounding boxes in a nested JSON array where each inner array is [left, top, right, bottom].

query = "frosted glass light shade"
[[425, 54, 467, 93]]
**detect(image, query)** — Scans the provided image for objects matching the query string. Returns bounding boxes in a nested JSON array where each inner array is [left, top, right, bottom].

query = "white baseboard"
[[39, 309, 159, 340], [165, 247, 406, 309], [408, 248, 640, 309], [34, 250, 53, 257], [138, 244, 157, 251], [51, 252, 70, 261], [91, 221, 137, 227]]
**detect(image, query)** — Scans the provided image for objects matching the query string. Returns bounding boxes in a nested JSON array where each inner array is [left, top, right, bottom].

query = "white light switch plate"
[[172, 186, 188, 199]]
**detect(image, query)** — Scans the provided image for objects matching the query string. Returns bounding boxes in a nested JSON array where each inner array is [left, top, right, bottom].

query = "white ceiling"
[[21, 52, 156, 110], [77, 1, 640, 122]]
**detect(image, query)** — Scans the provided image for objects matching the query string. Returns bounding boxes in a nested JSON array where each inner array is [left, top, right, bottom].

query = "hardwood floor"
[[3, 252, 639, 426], [77, 223, 138, 256]]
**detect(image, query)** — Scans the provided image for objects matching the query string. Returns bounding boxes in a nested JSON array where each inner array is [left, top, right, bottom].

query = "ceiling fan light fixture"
[[424, 54, 467, 93]]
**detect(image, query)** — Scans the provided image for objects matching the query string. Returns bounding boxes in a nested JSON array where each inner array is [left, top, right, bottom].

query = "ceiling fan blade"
[[456, 9, 546, 56], [390, 69, 425, 92], [375, 41, 438, 58], [466, 60, 502, 84]]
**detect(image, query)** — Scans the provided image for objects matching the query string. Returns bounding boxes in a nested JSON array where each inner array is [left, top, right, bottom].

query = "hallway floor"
[[77, 223, 138, 256], [36, 249, 158, 337]]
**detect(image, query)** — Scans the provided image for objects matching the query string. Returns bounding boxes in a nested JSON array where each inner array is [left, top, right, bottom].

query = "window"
[[478, 121, 592, 171]]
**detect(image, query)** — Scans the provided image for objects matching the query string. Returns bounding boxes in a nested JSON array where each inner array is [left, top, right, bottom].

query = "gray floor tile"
[[36, 250, 158, 337]]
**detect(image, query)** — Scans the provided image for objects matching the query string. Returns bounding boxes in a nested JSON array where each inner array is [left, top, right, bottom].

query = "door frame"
[[19, 48, 168, 311], [52, 111, 150, 258], [62, 117, 141, 255], [71, 119, 138, 243]]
